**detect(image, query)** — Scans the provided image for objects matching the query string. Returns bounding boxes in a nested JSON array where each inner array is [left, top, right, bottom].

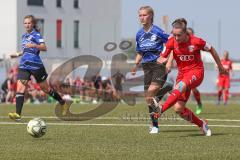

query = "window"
[[74, 0, 79, 8], [74, 21, 79, 48], [56, 19, 62, 48], [36, 19, 44, 36], [27, 0, 44, 6], [56, 0, 61, 8]]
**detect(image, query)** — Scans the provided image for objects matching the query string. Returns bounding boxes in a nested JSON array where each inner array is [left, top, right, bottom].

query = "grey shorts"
[[142, 62, 167, 91]]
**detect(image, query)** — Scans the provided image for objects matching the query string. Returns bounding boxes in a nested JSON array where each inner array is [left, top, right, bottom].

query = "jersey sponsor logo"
[[178, 55, 194, 61], [139, 42, 155, 48]]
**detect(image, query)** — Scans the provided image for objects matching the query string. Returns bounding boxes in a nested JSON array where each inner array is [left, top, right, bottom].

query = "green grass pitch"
[[0, 101, 240, 160]]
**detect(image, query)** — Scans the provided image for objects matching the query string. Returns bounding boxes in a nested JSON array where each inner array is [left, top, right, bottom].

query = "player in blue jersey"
[[131, 6, 172, 134], [8, 15, 70, 121]]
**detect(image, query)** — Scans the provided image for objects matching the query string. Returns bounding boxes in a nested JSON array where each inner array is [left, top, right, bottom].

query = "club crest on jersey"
[[151, 35, 157, 41], [192, 75, 197, 81], [26, 35, 33, 41], [188, 45, 195, 52]]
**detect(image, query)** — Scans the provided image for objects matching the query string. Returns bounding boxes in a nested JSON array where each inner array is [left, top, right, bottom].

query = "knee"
[[174, 81, 186, 93], [145, 96, 152, 105], [17, 80, 27, 93]]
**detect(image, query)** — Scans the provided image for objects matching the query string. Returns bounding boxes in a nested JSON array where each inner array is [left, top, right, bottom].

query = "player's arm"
[[166, 52, 174, 73], [209, 47, 228, 75], [229, 61, 233, 77], [157, 38, 173, 64], [10, 51, 23, 58], [131, 53, 142, 75], [157, 47, 172, 64], [25, 43, 47, 51]]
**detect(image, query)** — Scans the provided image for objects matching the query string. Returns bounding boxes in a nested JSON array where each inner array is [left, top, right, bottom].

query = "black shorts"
[[114, 84, 122, 91], [17, 67, 48, 83], [142, 62, 167, 91]]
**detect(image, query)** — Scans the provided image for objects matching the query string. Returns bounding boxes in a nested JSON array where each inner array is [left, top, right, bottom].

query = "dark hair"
[[139, 6, 154, 24], [172, 18, 187, 32], [24, 15, 39, 31]]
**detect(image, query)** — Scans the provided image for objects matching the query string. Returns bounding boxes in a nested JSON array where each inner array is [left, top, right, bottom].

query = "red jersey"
[[161, 35, 212, 73], [220, 59, 232, 76]]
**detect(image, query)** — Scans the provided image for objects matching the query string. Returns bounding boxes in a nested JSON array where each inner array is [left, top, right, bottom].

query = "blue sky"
[[121, 0, 240, 59]]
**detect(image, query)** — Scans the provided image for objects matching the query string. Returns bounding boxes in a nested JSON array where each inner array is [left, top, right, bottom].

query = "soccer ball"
[[27, 118, 47, 138]]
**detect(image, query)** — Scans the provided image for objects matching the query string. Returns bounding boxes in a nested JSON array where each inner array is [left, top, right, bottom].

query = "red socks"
[[223, 90, 229, 104], [162, 89, 181, 113], [179, 107, 203, 127]]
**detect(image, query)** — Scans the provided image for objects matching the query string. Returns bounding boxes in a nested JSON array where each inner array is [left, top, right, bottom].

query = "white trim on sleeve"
[[204, 42, 211, 51]]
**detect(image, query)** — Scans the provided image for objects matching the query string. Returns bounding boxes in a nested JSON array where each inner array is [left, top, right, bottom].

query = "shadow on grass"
[[29, 137, 52, 141], [201, 112, 226, 115], [180, 132, 227, 137], [162, 129, 197, 133]]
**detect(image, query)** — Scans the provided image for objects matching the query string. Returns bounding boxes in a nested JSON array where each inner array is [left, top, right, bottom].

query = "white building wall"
[[0, 0, 17, 58], [15, 0, 122, 60]]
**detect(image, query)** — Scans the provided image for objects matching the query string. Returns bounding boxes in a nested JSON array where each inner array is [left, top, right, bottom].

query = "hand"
[[25, 43, 36, 48], [219, 66, 228, 75], [157, 57, 168, 65], [131, 67, 137, 76], [10, 52, 20, 58]]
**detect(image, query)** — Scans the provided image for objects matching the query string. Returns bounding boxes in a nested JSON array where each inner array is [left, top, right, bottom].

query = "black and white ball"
[[27, 118, 47, 138]]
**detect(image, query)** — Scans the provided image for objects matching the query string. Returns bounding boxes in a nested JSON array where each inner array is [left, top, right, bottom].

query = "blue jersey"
[[136, 25, 169, 63], [19, 29, 45, 70]]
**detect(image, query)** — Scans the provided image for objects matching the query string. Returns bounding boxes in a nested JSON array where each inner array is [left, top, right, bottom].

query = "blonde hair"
[[139, 6, 154, 23]]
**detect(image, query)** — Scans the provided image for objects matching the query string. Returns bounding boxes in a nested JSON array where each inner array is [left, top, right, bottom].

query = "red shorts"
[[176, 69, 204, 102], [218, 75, 230, 88]]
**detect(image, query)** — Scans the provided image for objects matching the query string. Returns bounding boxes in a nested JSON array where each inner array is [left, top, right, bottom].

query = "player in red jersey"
[[167, 27, 203, 114], [217, 51, 232, 105], [152, 18, 227, 136]]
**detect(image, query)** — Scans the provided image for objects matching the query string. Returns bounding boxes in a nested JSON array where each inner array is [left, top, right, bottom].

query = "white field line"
[[1, 121, 240, 128], [1, 116, 240, 122]]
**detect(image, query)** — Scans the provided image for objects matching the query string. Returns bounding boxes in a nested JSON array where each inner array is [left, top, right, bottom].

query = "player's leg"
[[217, 76, 223, 105], [192, 88, 202, 114], [33, 67, 70, 115], [223, 77, 230, 105], [147, 82, 162, 133], [223, 88, 229, 105], [38, 80, 72, 115], [160, 80, 187, 113], [154, 76, 173, 102], [8, 69, 29, 121], [38, 80, 65, 104], [146, 63, 167, 133], [143, 64, 157, 132], [174, 101, 211, 136], [153, 69, 204, 115]]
